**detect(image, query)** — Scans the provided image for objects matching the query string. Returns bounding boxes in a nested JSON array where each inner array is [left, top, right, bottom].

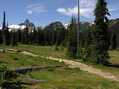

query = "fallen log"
[[14, 65, 62, 74]]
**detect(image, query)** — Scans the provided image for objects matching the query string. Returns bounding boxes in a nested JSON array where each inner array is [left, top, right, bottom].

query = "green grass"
[[4, 44, 67, 59], [109, 50, 119, 64], [0, 44, 119, 89], [28, 68, 119, 89]]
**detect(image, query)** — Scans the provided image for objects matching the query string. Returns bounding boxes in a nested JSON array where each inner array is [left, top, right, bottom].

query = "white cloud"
[[57, 0, 119, 20], [26, 2, 47, 14], [27, 10, 32, 14], [57, 8, 66, 13], [57, 0, 96, 18]]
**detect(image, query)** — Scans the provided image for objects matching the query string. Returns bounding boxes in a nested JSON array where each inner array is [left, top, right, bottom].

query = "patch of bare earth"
[[5, 49, 119, 82], [19, 51, 38, 57], [4, 49, 38, 57], [46, 57, 119, 82]]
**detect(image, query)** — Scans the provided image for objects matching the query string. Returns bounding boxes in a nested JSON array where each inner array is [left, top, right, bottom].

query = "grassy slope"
[[0, 44, 119, 89]]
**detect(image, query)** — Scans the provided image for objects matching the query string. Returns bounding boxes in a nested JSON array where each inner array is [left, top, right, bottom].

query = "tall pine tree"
[[66, 15, 77, 58], [90, 0, 111, 64], [11, 31, 17, 46], [2, 11, 6, 51]]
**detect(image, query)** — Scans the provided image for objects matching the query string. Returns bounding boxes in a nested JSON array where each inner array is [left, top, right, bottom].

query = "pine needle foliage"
[[88, 0, 111, 65]]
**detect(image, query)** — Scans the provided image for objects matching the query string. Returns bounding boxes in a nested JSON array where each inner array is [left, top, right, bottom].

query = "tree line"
[[0, 22, 67, 46]]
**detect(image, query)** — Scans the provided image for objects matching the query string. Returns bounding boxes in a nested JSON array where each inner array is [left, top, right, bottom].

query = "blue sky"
[[0, 0, 119, 27]]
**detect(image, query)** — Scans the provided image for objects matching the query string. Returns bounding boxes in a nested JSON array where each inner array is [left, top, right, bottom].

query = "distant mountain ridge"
[[1, 18, 119, 32]]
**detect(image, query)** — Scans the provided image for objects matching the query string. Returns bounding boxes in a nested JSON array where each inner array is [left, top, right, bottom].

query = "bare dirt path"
[[4, 49, 119, 82], [19, 51, 38, 57], [46, 57, 119, 82]]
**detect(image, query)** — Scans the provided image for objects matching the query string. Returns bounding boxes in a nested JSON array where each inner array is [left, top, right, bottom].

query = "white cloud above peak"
[[57, 0, 96, 18], [27, 10, 32, 14]]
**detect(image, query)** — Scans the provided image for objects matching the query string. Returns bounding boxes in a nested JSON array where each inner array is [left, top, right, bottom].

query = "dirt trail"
[[5, 49, 38, 57], [5, 49, 119, 82], [19, 51, 38, 57], [46, 57, 119, 82]]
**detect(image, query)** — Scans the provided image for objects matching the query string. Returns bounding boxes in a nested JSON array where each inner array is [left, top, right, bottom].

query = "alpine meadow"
[[0, 0, 119, 89]]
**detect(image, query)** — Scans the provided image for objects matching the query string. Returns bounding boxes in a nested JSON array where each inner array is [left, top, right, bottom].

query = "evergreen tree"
[[16, 30, 22, 43], [66, 15, 77, 58], [21, 30, 25, 44], [89, 0, 111, 64], [36, 28, 42, 45], [84, 29, 92, 48], [24, 27, 28, 44], [32, 28, 37, 45], [51, 30, 56, 45], [116, 30, 119, 50], [0, 30, 3, 44], [11, 31, 17, 46], [0, 65, 22, 88], [4, 27, 10, 45], [2, 11, 6, 51]]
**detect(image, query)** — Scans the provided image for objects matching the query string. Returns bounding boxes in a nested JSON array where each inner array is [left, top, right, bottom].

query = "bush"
[[0, 65, 22, 89]]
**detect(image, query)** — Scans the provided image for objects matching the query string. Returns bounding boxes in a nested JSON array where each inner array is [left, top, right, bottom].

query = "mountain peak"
[[19, 19, 35, 27]]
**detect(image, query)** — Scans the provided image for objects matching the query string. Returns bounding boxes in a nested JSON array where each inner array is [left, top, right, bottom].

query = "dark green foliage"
[[116, 31, 119, 50], [11, 31, 18, 46], [88, 0, 110, 64], [43, 21, 67, 46], [1, 11, 10, 46], [4, 27, 10, 45], [66, 15, 77, 58], [0, 65, 21, 89], [2, 11, 6, 30], [2, 11, 6, 47], [24, 27, 29, 44], [0, 30, 3, 44], [36, 28, 42, 45], [31, 28, 37, 45], [16, 30, 22, 43]]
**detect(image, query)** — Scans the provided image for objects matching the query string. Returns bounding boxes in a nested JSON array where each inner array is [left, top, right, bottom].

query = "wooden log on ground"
[[14, 65, 62, 74]]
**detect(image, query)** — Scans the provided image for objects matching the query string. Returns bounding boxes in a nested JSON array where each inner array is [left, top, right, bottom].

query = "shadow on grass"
[[107, 63, 119, 68]]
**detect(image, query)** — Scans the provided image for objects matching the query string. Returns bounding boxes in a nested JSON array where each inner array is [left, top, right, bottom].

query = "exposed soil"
[[4, 49, 119, 82], [19, 51, 38, 57], [46, 57, 119, 82], [4, 49, 38, 57]]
